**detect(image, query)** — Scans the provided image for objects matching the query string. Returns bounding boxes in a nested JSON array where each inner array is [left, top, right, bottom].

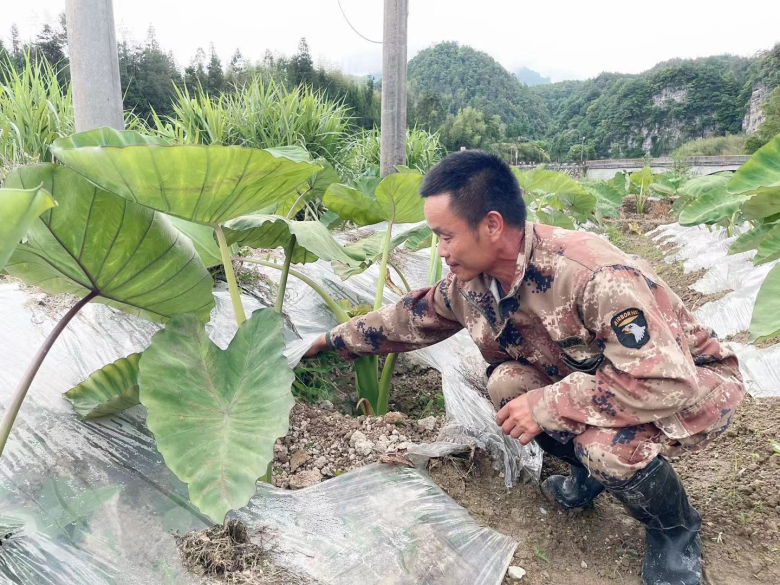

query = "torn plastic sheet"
[[0, 234, 526, 585], [647, 223, 780, 397], [233, 463, 517, 585]]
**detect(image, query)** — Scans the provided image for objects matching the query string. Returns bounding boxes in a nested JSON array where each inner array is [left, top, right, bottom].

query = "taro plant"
[[0, 162, 216, 459], [269, 170, 424, 416], [511, 167, 597, 228], [675, 133, 780, 343], [628, 166, 654, 215], [2, 126, 328, 522]]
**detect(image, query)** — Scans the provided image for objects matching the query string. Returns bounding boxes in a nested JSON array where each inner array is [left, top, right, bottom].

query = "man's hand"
[[496, 394, 542, 445], [303, 333, 328, 358]]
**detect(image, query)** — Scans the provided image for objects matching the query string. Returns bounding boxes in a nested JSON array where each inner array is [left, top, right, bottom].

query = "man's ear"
[[484, 211, 504, 241]]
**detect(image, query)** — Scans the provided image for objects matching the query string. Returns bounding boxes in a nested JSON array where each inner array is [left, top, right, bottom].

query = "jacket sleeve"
[[525, 265, 701, 434], [327, 273, 463, 360]]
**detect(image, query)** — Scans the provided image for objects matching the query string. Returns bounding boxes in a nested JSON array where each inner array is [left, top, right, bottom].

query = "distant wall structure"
[[512, 156, 750, 180]]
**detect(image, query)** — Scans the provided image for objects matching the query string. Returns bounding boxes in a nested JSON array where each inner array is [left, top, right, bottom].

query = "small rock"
[[355, 439, 375, 457], [349, 430, 367, 447], [507, 566, 526, 580], [417, 416, 437, 432], [581, 561, 587, 569], [375, 440, 389, 454], [314, 456, 328, 469], [384, 412, 406, 424], [274, 444, 289, 464], [317, 399, 334, 410], [540, 507, 548, 515], [288, 469, 322, 489], [289, 450, 310, 473]]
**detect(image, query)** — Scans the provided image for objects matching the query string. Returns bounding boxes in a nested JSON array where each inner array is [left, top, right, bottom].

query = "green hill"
[[408, 41, 780, 159]]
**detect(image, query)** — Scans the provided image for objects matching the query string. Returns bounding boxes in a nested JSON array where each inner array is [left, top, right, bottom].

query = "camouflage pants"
[[487, 361, 733, 485]]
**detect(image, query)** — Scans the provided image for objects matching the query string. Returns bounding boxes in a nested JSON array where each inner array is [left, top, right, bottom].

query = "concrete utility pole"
[[65, 0, 124, 132], [379, 0, 408, 178]]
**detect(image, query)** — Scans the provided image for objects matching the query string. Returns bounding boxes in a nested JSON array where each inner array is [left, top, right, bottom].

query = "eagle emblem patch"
[[611, 308, 650, 349]]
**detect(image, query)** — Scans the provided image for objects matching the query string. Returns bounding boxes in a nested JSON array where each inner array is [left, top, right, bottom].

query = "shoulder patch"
[[611, 308, 650, 349]]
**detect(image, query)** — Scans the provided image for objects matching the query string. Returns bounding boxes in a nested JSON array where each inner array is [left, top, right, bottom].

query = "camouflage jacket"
[[327, 222, 745, 439]]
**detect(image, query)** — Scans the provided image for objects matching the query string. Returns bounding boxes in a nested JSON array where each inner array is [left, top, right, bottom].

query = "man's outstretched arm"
[[305, 274, 463, 359]]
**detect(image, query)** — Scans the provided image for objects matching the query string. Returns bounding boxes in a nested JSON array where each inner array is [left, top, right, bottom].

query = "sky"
[[4, 0, 780, 82]]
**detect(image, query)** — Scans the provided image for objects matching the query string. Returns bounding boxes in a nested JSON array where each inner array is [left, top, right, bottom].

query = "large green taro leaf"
[[4, 164, 214, 323], [64, 353, 142, 419], [222, 214, 357, 265], [51, 127, 321, 225], [754, 224, 780, 265], [750, 264, 780, 343], [139, 309, 295, 523], [729, 223, 778, 255], [324, 172, 424, 226], [335, 223, 431, 279], [678, 174, 749, 226], [741, 187, 780, 220], [678, 173, 733, 199], [728, 133, 780, 194], [0, 185, 56, 272], [323, 183, 385, 226]]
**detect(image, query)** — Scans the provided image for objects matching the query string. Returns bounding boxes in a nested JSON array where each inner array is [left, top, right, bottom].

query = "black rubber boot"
[[535, 433, 605, 509], [606, 457, 702, 585]]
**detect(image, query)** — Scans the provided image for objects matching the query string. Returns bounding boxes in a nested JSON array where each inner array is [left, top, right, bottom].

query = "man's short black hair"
[[419, 150, 526, 229]]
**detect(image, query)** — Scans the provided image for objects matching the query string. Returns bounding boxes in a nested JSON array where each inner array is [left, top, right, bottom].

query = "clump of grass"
[[0, 53, 73, 169], [149, 78, 352, 166], [342, 126, 444, 180]]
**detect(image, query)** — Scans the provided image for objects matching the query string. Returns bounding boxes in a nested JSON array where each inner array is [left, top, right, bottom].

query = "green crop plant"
[[0, 126, 331, 523], [512, 167, 597, 228], [676, 133, 780, 343], [628, 166, 654, 215], [320, 170, 426, 415]]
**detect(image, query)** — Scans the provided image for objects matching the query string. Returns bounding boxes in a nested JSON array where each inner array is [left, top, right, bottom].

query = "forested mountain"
[[407, 42, 551, 138], [408, 41, 780, 159]]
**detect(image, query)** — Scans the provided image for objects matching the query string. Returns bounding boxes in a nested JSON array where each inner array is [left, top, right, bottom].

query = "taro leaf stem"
[[374, 220, 394, 310], [274, 236, 296, 314], [428, 233, 440, 286], [0, 291, 98, 458], [214, 223, 246, 326], [376, 352, 398, 415]]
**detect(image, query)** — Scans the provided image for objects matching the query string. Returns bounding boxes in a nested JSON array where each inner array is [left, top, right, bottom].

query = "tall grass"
[[0, 54, 73, 173], [150, 79, 353, 164], [672, 134, 747, 157], [343, 126, 445, 179]]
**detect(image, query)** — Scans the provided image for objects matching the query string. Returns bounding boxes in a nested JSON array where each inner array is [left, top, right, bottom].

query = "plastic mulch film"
[[233, 463, 517, 585], [0, 223, 525, 585], [647, 223, 780, 397]]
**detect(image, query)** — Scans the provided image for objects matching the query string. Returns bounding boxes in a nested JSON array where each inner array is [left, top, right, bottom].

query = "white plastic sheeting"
[[648, 223, 780, 398], [0, 224, 528, 585]]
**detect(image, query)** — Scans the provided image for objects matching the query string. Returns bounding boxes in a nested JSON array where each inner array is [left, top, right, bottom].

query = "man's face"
[[423, 193, 499, 282]]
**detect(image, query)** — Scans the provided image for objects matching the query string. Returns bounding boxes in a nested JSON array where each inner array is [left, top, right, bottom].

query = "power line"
[[337, 0, 382, 44]]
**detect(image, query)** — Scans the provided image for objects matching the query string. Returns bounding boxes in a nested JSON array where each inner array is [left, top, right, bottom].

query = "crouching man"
[[304, 151, 744, 585]]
